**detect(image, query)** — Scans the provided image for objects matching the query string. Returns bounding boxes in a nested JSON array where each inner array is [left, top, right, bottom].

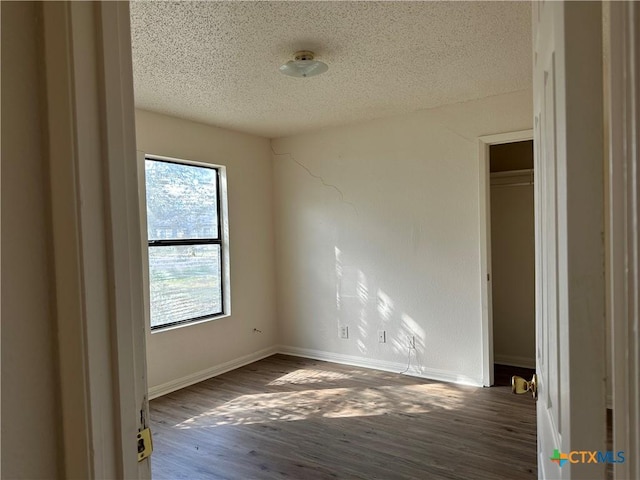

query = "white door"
[[532, 2, 606, 479]]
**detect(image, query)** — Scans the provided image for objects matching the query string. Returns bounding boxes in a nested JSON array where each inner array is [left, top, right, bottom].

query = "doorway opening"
[[488, 140, 535, 386], [478, 130, 533, 387]]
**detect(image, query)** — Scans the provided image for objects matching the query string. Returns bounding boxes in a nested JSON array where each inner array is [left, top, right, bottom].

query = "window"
[[144, 156, 229, 330]]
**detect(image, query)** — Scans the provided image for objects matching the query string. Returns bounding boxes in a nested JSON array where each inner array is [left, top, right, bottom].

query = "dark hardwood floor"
[[150, 354, 536, 479]]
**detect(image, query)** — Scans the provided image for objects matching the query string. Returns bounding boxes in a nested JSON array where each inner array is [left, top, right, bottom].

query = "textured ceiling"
[[130, 1, 532, 138]]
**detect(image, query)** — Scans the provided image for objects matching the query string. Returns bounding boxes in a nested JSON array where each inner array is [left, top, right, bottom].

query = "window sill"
[[150, 312, 231, 334]]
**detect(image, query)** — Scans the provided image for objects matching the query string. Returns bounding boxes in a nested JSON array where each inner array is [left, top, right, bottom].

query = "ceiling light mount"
[[279, 50, 328, 78], [293, 50, 315, 61]]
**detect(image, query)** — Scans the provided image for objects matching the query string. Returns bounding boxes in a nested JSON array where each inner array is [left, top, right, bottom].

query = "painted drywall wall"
[[135, 110, 277, 391], [272, 90, 533, 385], [490, 152, 535, 368], [1, 2, 61, 477]]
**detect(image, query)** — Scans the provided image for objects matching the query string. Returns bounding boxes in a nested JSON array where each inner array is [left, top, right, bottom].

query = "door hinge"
[[487, 273, 490, 281], [137, 427, 153, 462]]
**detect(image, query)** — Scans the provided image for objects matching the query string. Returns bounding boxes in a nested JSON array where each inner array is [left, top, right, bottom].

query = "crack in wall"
[[439, 124, 474, 144], [271, 145, 358, 215]]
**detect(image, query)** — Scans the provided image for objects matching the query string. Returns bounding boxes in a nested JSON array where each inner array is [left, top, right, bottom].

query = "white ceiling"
[[130, 1, 532, 139]]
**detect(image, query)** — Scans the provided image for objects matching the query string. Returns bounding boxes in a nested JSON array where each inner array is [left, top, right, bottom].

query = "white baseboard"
[[148, 344, 487, 399], [277, 345, 483, 387], [494, 354, 536, 369], [148, 346, 278, 399]]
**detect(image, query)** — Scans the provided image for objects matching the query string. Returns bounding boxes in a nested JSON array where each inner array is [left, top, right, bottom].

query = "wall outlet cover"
[[377, 330, 386, 343], [339, 326, 349, 339]]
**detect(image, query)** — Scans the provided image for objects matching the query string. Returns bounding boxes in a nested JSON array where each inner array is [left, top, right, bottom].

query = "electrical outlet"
[[377, 330, 386, 343], [408, 335, 416, 349], [339, 326, 349, 339]]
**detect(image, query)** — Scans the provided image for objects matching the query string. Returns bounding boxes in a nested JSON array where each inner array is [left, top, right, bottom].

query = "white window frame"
[[139, 153, 231, 333]]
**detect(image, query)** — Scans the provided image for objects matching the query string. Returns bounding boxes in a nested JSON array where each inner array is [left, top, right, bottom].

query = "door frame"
[[478, 129, 533, 387], [41, 2, 150, 478], [606, 2, 640, 478]]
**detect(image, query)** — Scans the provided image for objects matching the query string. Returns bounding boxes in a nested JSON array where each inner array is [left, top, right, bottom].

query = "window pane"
[[145, 160, 219, 240], [148, 244, 222, 328]]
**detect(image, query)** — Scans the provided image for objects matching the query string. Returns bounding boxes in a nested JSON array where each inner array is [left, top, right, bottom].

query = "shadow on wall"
[[276, 140, 483, 385], [333, 246, 426, 371]]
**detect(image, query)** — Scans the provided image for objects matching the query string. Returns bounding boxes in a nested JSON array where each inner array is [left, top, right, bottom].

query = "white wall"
[[490, 178, 536, 368], [1, 2, 62, 477], [272, 90, 532, 385], [135, 110, 277, 392]]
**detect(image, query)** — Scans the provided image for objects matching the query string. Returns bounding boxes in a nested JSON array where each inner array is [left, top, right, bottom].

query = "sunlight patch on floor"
[[175, 382, 466, 430], [267, 368, 352, 386]]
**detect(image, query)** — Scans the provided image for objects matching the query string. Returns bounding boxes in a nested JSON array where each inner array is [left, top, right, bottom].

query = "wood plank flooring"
[[150, 355, 537, 479]]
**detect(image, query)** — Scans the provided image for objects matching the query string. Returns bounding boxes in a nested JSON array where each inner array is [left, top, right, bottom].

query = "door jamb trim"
[[478, 129, 534, 387]]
